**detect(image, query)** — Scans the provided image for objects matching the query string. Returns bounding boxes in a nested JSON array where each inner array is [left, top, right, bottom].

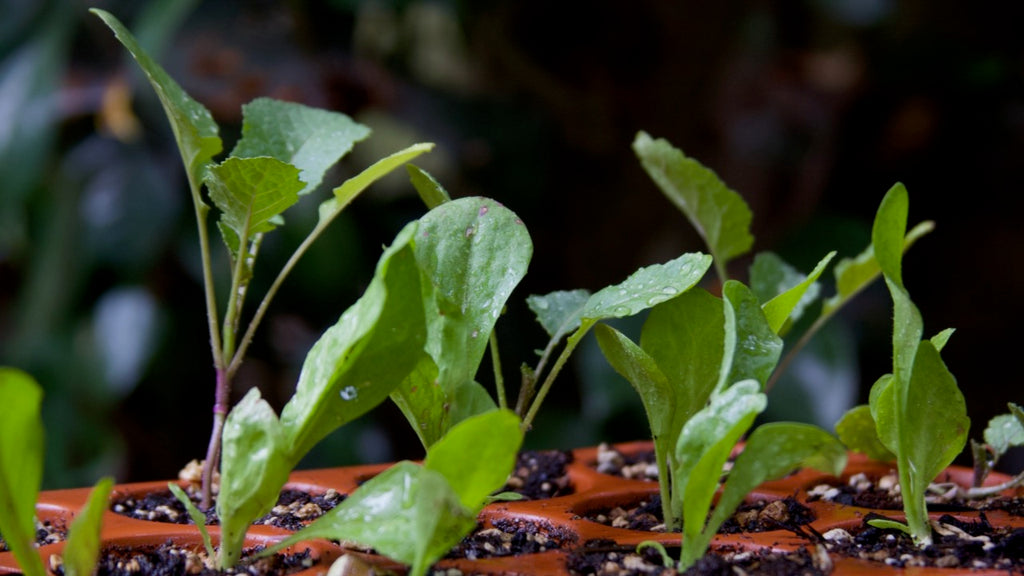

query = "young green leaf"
[[167, 483, 215, 559], [581, 253, 713, 324], [0, 367, 46, 576], [61, 477, 114, 576], [280, 223, 426, 458], [674, 381, 766, 535], [984, 404, 1024, 456], [264, 462, 474, 576], [217, 388, 289, 569], [407, 164, 451, 209], [639, 288, 724, 427], [821, 220, 933, 318], [633, 131, 752, 281], [526, 289, 590, 342], [205, 156, 304, 258], [719, 281, 782, 392], [872, 340, 969, 546], [423, 409, 523, 511], [835, 404, 895, 461], [90, 9, 222, 188], [684, 423, 847, 568], [760, 251, 836, 335], [231, 98, 370, 196], [391, 198, 531, 446], [319, 143, 435, 226]]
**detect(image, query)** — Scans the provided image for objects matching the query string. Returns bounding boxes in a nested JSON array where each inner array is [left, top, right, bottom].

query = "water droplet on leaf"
[[340, 386, 358, 401]]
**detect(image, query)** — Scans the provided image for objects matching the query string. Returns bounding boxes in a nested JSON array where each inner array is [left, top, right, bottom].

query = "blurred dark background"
[[2, 0, 1022, 488]]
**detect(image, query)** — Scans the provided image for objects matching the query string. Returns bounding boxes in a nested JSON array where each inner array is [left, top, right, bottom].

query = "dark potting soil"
[[0, 519, 66, 551], [503, 449, 574, 500], [566, 539, 831, 576], [593, 444, 659, 482], [822, 512, 1024, 571], [586, 494, 814, 534], [53, 541, 317, 576], [111, 488, 344, 530], [445, 517, 576, 559], [806, 471, 1009, 513]]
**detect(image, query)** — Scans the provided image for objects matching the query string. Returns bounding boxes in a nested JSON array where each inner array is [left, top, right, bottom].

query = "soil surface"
[[0, 519, 66, 551], [821, 512, 1024, 571], [52, 540, 317, 576], [807, 471, 1023, 514], [566, 540, 831, 576], [585, 494, 814, 534], [111, 488, 344, 530], [503, 449, 574, 500], [593, 444, 658, 482], [446, 517, 575, 559]]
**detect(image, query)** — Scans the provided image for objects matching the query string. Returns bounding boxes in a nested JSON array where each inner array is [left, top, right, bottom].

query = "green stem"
[[227, 217, 331, 378], [521, 328, 587, 431], [514, 331, 563, 416]]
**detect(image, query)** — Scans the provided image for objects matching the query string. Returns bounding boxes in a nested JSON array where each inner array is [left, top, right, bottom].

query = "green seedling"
[[261, 409, 524, 576], [91, 8, 434, 507], [0, 368, 113, 576], [389, 167, 713, 447], [970, 403, 1024, 494], [835, 184, 970, 547]]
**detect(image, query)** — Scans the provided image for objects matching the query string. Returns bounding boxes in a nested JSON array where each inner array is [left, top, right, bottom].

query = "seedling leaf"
[[719, 281, 782, 391], [319, 143, 434, 225], [527, 289, 590, 341], [90, 9, 222, 188], [640, 289, 724, 428], [62, 477, 114, 576], [835, 404, 895, 461], [407, 164, 451, 209], [423, 409, 523, 511], [760, 251, 836, 334], [392, 198, 531, 446], [167, 483, 215, 558], [0, 367, 46, 576], [266, 462, 474, 576], [231, 98, 370, 196], [633, 131, 752, 279], [675, 381, 765, 537], [217, 388, 289, 568], [280, 223, 426, 458], [205, 156, 304, 258], [582, 252, 712, 323], [984, 405, 1024, 456], [689, 422, 847, 569]]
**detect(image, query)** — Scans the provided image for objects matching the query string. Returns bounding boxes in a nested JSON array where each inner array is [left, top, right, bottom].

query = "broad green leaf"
[[407, 164, 451, 209], [719, 281, 782, 391], [594, 324, 674, 446], [61, 477, 114, 576], [684, 423, 847, 568], [582, 252, 712, 323], [873, 340, 969, 546], [983, 411, 1024, 457], [424, 409, 523, 511], [0, 368, 46, 576], [90, 9, 222, 187], [217, 389, 289, 569], [760, 251, 836, 334], [633, 132, 752, 279], [392, 368, 499, 453], [674, 381, 765, 534], [749, 252, 818, 325], [205, 156, 304, 257], [280, 223, 426, 459], [822, 220, 933, 317], [319, 143, 434, 225], [594, 323, 675, 519], [406, 197, 531, 439], [527, 289, 590, 341], [232, 98, 370, 196], [641, 289, 724, 428], [265, 462, 475, 576], [835, 404, 895, 461]]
